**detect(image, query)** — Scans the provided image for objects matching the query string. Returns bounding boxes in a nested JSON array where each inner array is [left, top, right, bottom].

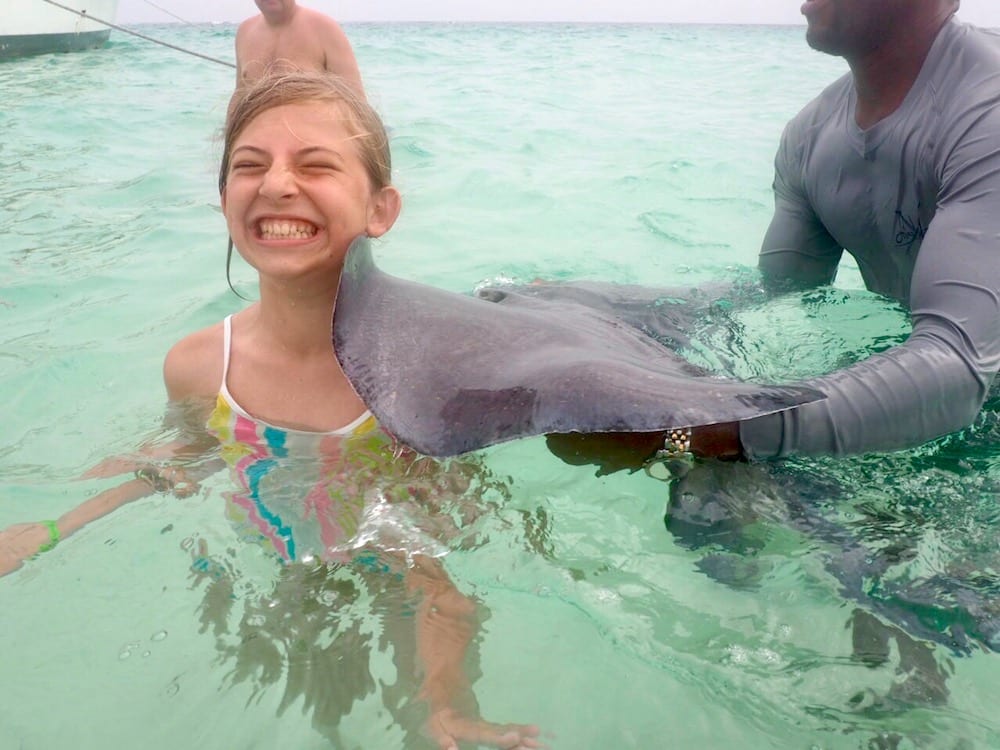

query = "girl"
[[1, 71, 541, 750]]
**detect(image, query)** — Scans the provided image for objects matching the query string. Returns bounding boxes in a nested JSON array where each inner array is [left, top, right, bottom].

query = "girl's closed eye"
[[300, 161, 340, 174], [231, 160, 267, 173], [296, 146, 345, 172]]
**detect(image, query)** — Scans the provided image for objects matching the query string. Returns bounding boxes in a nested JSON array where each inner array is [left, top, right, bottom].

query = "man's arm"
[[740, 109, 1000, 458], [233, 19, 251, 91], [741, 205, 999, 457], [229, 20, 253, 119], [699, 82, 1000, 459], [758, 198, 843, 290], [314, 13, 365, 98], [678, 128, 843, 461], [758, 124, 844, 291]]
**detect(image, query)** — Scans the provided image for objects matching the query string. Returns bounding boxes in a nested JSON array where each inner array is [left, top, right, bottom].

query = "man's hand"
[[546, 423, 745, 477]]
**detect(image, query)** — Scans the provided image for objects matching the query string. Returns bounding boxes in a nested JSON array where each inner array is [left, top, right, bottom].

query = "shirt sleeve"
[[757, 121, 844, 290], [741, 109, 1000, 459]]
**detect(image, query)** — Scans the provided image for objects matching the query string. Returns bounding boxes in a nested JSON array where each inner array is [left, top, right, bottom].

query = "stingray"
[[333, 238, 824, 457]]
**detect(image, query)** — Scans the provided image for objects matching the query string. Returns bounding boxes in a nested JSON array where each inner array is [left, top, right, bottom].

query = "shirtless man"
[[234, 0, 365, 98]]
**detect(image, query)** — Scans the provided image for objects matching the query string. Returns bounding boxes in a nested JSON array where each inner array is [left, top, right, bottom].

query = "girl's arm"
[[0, 476, 156, 576], [1, 395, 222, 578], [406, 555, 543, 750], [0, 453, 225, 578]]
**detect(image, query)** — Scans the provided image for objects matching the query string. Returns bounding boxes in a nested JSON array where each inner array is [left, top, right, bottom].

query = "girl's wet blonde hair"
[[219, 70, 392, 195], [220, 71, 393, 297]]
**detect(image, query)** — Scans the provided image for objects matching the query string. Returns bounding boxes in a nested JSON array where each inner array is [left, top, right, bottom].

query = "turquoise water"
[[2, 22, 999, 749]]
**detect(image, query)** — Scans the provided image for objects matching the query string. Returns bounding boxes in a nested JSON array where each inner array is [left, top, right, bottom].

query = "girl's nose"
[[259, 164, 297, 200]]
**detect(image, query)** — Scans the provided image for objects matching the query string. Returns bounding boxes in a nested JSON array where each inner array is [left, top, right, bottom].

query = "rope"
[[140, 0, 193, 25], [39, 0, 236, 69]]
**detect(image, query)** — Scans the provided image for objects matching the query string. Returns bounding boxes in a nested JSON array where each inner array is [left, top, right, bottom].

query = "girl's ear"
[[366, 185, 402, 238], [220, 187, 228, 217]]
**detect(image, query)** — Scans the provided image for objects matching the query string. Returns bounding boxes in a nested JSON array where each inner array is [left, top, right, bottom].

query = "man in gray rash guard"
[[688, 0, 1000, 460]]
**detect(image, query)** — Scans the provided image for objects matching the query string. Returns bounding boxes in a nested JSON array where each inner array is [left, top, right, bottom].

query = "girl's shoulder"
[[163, 320, 226, 403]]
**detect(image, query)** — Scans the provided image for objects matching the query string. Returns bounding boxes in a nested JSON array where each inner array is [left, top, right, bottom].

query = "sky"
[[117, 0, 1000, 27]]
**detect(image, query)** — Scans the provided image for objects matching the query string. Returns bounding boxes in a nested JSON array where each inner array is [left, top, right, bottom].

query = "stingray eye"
[[477, 289, 508, 303]]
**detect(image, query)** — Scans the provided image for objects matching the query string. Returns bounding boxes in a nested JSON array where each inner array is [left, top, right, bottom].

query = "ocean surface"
[[2, 20, 999, 749]]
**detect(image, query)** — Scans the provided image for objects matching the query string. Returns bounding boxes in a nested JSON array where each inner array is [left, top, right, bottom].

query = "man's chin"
[[805, 27, 843, 56]]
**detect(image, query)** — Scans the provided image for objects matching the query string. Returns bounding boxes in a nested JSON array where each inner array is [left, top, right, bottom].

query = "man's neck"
[[848, 11, 953, 129], [261, 3, 297, 28]]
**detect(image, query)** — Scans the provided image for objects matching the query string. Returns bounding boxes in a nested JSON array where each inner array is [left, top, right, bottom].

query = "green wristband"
[[38, 520, 60, 553]]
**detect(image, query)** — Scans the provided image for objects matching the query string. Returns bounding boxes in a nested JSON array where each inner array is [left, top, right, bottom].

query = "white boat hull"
[[0, 0, 120, 59]]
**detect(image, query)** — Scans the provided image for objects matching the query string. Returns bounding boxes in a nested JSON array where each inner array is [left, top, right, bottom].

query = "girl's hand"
[[133, 465, 201, 498], [81, 455, 144, 479], [427, 708, 544, 750], [0, 521, 59, 577]]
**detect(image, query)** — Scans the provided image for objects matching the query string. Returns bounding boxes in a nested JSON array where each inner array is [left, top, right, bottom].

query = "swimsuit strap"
[[214, 312, 375, 438], [221, 314, 233, 391]]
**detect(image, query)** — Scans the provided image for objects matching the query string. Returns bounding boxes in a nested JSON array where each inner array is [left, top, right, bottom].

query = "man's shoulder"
[[928, 20, 1000, 90], [295, 6, 346, 30], [784, 72, 852, 135], [292, 7, 353, 51], [235, 14, 263, 38], [942, 18, 1000, 57]]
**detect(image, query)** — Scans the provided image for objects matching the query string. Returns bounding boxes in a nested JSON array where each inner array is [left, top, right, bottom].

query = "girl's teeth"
[[260, 220, 316, 239]]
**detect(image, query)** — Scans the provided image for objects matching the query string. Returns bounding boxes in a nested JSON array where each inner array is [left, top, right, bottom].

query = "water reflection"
[[663, 401, 1000, 725], [180, 439, 550, 748]]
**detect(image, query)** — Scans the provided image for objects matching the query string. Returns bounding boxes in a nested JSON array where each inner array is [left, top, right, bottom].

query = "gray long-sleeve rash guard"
[[740, 18, 1000, 459]]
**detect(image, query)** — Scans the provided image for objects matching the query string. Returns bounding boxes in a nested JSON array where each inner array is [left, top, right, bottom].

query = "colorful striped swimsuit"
[[206, 315, 388, 563]]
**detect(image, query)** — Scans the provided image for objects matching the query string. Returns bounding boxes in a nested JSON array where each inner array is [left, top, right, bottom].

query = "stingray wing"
[[334, 239, 822, 457]]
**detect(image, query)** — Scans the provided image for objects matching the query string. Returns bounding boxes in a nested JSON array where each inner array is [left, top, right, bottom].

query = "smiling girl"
[[1, 72, 541, 750], [165, 73, 399, 431]]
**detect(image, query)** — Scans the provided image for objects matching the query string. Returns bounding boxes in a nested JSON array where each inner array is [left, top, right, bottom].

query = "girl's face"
[[222, 101, 399, 286]]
